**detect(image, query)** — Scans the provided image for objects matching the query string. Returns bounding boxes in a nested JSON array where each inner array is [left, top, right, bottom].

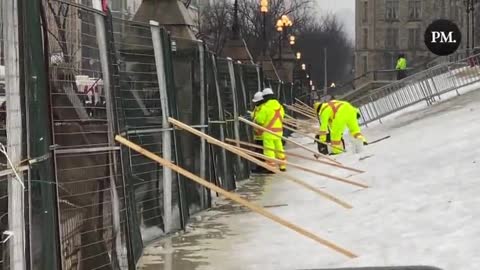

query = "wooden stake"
[[293, 103, 316, 115], [295, 98, 313, 109], [283, 121, 320, 135], [169, 118, 351, 209], [285, 104, 317, 119], [231, 144, 369, 188], [292, 104, 317, 117], [115, 135, 357, 258], [282, 124, 346, 153], [238, 117, 340, 165], [225, 138, 365, 174]]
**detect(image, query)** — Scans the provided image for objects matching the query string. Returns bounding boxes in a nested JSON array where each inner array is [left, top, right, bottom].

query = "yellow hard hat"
[[313, 102, 322, 112]]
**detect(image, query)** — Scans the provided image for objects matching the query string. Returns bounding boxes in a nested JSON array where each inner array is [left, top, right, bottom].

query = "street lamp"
[[301, 63, 306, 70], [276, 15, 293, 62], [289, 36, 296, 45], [296, 52, 301, 60], [260, 0, 269, 56]]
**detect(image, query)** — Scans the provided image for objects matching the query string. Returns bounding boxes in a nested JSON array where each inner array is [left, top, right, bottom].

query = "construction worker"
[[314, 101, 345, 155], [314, 100, 367, 155], [254, 88, 286, 171], [396, 53, 407, 80], [250, 92, 268, 173]]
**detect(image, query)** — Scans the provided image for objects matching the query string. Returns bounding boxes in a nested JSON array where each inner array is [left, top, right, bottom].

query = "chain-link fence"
[[0, 1, 307, 269]]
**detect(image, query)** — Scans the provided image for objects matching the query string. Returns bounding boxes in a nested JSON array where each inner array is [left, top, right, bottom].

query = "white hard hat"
[[252, 92, 264, 103], [262, 88, 274, 96]]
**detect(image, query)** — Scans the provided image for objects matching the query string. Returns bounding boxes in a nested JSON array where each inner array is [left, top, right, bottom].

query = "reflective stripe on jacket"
[[255, 99, 285, 138], [318, 100, 358, 134]]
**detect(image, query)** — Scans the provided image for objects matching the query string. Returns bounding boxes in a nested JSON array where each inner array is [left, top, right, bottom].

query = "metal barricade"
[[354, 53, 480, 125]]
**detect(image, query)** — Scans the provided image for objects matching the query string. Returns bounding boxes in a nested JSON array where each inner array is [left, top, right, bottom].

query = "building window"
[[435, 0, 445, 18], [362, 55, 368, 74], [408, 28, 421, 49], [385, 28, 399, 48], [385, 0, 399, 21], [384, 53, 395, 69], [450, 0, 458, 19], [363, 28, 368, 49], [362, 1, 368, 23], [408, 0, 422, 19]]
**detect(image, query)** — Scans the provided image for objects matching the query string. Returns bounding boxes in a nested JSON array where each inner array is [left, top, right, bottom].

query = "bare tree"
[[199, 0, 315, 58], [199, 0, 232, 54], [296, 14, 354, 90]]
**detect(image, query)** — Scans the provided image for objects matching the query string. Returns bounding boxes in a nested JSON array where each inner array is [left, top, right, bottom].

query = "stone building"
[[355, 0, 468, 78]]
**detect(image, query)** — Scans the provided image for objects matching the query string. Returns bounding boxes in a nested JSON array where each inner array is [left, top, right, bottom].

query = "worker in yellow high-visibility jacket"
[[254, 88, 286, 171], [314, 100, 367, 155], [250, 91, 268, 173]]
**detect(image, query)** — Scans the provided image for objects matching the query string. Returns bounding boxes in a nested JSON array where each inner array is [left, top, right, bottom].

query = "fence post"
[[448, 65, 461, 96], [256, 65, 262, 92], [227, 58, 244, 173], [150, 21, 173, 234], [197, 42, 209, 207], [3, 0, 26, 269], [92, 0, 125, 267], [211, 55, 233, 190]]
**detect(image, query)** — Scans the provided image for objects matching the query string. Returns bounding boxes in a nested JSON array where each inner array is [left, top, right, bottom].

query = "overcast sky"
[[315, 0, 356, 41]]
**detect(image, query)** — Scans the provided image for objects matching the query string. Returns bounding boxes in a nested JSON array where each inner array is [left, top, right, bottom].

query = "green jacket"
[[396, 57, 407, 70]]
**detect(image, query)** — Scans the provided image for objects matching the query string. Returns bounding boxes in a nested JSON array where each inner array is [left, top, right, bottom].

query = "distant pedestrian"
[[396, 53, 407, 80]]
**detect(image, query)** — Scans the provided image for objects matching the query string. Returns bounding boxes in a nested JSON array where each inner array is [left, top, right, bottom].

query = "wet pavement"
[[138, 88, 480, 270], [138, 176, 276, 270]]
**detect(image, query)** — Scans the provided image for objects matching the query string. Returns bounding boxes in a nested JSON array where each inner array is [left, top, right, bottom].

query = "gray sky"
[[315, 0, 356, 41]]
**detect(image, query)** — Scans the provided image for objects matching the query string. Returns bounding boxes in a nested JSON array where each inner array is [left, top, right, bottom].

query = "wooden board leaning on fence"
[[115, 134, 357, 258]]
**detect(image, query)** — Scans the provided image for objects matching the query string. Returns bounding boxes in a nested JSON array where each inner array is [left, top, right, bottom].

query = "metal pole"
[[472, 1, 475, 49], [198, 42, 208, 207], [3, 0, 26, 268], [150, 21, 173, 233], [262, 12, 267, 56], [92, 0, 125, 267], [467, 3, 471, 55], [324, 47, 328, 96], [211, 55, 231, 189], [227, 58, 244, 172], [279, 32, 282, 63]]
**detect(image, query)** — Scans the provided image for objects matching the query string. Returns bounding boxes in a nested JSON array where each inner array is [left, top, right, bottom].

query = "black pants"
[[397, 70, 407, 80], [315, 134, 345, 155]]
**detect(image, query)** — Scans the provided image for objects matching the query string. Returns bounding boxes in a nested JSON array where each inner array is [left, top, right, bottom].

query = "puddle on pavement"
[[138, 175, 272, 270]]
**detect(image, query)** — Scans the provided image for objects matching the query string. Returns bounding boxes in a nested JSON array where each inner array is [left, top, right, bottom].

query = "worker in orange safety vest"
[[314, 100, 367, 155], [254, 88, 286, 171], [250, 91, 268, 173]]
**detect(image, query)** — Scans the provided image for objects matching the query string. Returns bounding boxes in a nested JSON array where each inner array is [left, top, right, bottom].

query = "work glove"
[[363, 141, 368, 146]]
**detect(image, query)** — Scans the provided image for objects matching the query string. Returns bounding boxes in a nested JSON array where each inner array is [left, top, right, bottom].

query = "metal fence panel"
[[354, 54, 480, 125]]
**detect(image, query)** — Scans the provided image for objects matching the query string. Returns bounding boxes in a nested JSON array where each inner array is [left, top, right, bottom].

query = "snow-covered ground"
[[138, 87, 480, 270]]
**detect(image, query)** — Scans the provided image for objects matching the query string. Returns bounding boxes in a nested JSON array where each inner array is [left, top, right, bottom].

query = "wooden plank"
[[115, 135, 357, 259], [238, 117, 341, 165], [224, 139, 365, 174], [168, 117, 352, 209], [230, 144, 369, 188]]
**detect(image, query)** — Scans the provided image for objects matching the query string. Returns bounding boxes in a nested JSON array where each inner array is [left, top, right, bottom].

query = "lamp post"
[[276, 15, 293, 62], [464, 0, 478, 53], [260, 0, 268, 56]]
